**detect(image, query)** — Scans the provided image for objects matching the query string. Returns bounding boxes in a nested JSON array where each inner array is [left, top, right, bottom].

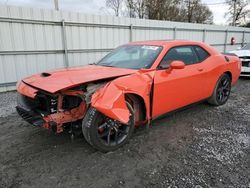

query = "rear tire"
[[208, 73, 231, 106], [82, 102, 135, 152]]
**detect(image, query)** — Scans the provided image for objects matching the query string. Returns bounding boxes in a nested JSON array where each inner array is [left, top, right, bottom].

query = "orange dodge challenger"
[[16, 40, 241, 152]]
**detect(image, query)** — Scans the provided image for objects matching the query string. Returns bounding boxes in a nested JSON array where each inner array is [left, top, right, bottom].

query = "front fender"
[[91, 71, 154, 124]]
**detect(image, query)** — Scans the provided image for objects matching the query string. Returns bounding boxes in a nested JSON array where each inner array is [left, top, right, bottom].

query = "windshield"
[[96, 45, 162, 69], [241, 43, 250, 50]]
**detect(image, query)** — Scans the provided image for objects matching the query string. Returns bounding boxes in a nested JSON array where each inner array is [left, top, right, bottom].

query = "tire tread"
[[82, 103, 134, 152]]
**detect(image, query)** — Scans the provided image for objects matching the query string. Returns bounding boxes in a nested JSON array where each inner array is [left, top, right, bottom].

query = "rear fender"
[[91, 71, 154, 124], [222, 54, 241, 85]]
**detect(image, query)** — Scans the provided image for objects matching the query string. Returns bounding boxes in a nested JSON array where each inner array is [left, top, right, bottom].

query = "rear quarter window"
[[194, 46, 210, 62]]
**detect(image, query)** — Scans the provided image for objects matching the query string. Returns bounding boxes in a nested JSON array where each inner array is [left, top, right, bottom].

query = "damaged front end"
[[16, 69, 154, 134], [16, 81, 106, 134], [91, 70, 154, 125]]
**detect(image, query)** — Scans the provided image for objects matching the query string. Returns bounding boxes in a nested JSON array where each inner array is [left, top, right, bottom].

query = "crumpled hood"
[[22, 65, 137, 93]]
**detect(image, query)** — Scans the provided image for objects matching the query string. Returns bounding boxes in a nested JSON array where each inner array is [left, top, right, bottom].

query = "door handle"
[[197, 68, 203, 72]]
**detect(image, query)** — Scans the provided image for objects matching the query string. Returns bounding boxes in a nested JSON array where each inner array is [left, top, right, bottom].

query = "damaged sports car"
[[16, 40, 241, 152]]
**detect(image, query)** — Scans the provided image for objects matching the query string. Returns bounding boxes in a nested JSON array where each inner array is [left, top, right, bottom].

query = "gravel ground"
[[0, 78, 249, 188], [0, 92, 17, 118]]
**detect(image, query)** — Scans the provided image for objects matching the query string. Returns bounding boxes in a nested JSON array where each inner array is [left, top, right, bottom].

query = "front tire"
[[208, 73, 231, 106], [82, 102, 135, 152]]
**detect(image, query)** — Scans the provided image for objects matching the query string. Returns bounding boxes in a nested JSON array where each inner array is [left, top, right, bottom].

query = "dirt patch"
[[0, 78, 249, 188]]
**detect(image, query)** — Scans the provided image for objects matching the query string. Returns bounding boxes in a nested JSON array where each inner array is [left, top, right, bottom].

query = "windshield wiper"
[[97, 61, 116, 67], [99, 64, 115, 67], [88, 62, 97, 65]]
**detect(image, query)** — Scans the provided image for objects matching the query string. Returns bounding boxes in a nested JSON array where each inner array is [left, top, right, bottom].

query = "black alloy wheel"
[[208, 73, 231, 106], [216, 75, 231, 104], [82, 102, 135, 152]]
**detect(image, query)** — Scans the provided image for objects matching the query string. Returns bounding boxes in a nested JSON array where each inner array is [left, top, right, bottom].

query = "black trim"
[[241, 72, 250, 75], [224, 56, 230, 62], [16, 106, 44, 126], [242, 62, 250, 67]]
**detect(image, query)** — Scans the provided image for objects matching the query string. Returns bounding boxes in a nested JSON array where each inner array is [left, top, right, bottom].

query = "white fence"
[[0, 5, 250, 92]]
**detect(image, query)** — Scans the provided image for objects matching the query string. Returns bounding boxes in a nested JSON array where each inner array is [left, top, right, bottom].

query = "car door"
[[152, 45, 209, 118]]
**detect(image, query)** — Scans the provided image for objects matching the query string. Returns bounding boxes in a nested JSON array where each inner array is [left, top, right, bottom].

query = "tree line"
[[106, 0, 250, 26], [225, 0, 249, 27], [106, 0, 213, 24]]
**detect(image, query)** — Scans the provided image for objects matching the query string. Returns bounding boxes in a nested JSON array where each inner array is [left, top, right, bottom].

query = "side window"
[[159, 46, 199, 68], [194, 46, 210, 62]]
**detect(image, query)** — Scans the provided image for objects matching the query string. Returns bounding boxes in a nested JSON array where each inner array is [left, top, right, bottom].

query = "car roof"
[[128, 40, 205, 47]]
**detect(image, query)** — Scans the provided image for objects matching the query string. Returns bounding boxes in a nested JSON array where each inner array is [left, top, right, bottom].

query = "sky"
[[0, 0, 247, 25]]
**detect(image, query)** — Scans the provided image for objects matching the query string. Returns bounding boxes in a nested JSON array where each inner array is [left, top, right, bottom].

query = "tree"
[[179, 0, 213, 24], [135, 0, 147, 18], [225, 0, 250, 26], [106, 0, 123, 16], [190, 2, 213, 24], [242, 22, 250, 27], [146, 0, 181, 21], [145, 0, 213, 23], [123, 0, 213, 23], [126, 0, 137, 18], [125, 0, 147, 18]]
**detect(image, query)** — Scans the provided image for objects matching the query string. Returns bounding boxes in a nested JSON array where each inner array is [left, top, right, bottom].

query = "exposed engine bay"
[[16, 81, 107, 135]]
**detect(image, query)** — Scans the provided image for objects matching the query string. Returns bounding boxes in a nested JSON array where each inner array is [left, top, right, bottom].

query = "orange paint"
[[43, 102, 86, 133], [22, 65, 136, 93], [17, 40, 241, 130], [90, 41, 240, 123], [91, 70, 154, 124], [16, 81, 38, 98]]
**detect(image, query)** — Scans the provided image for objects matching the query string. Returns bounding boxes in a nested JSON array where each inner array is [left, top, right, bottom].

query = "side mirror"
[[159, 61, 169, 69], [170, 60, 185, 69]]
